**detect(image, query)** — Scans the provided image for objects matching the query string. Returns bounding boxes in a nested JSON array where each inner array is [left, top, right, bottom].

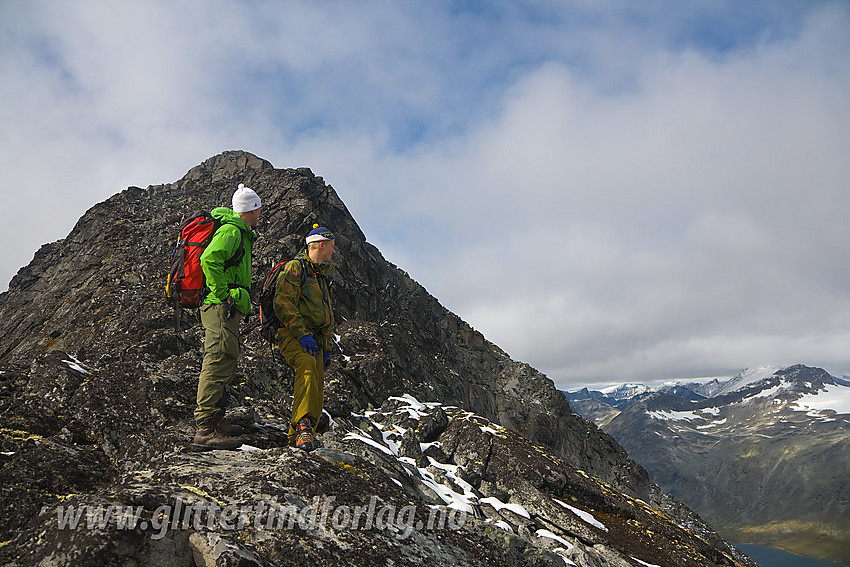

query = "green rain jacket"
[[199, 207, 256, 315], [273, 249, 335, 350]]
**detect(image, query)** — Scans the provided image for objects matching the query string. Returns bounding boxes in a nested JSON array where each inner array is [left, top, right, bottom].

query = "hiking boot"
[[192, 421, 242, 451], [213, 411, 244, 436], [294, 417, 316, 452]]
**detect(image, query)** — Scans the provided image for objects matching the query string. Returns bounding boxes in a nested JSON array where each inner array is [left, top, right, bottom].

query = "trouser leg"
[[195, 304, 241, 425], [279, 335, 324, 445]]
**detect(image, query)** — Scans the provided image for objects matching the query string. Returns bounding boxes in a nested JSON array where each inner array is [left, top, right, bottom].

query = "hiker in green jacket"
[[274, 223, 336, 451], [193, 184, 261, 450]]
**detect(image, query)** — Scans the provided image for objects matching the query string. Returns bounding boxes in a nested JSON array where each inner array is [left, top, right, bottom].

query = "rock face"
[[0, 151, 754, 566]]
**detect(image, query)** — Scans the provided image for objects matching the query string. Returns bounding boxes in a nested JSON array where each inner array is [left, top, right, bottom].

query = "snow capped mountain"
[[565, 364, 850, 566], [711, 365, 783, 397], [598, 382, 654, 399], [571, 364, 850, 418]]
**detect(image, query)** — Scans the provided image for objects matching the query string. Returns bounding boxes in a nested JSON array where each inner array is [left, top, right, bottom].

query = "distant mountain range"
[[566, 364, 850, 566]]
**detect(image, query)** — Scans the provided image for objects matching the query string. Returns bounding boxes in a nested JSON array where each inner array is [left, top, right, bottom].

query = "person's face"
[[243, 207, 261, 227], [318, 240, 335, 263]]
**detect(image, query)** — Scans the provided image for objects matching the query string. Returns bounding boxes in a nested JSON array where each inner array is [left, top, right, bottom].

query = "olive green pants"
[[195, 303, 241, 425], [278, 334, 324, 445]]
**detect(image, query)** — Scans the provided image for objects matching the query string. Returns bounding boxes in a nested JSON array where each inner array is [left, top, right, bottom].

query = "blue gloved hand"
[[323, 351, 331, 369], [299, 335, 319, 356]]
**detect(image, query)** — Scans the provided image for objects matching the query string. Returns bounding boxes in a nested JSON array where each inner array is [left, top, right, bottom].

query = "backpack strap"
[[296, 257, 309, 296], [223, 230, 246, 271], [298, 257, 331, 307]]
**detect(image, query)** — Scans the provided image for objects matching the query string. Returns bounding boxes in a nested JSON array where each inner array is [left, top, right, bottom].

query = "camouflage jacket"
[[273, 249, 335, 350]]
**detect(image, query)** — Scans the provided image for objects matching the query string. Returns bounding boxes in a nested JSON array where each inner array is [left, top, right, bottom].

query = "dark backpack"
[[258, 258, 307, 343], [165, 211, 245, 309]]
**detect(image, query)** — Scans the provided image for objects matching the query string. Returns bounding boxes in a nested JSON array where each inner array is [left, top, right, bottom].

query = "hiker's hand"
[[299, 335, 319, 356], [323, 351, 331, 369], [222, 295, 236, 319]]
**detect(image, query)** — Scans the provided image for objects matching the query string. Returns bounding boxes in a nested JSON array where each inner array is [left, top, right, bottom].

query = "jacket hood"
[[211, 207, 250, 232]]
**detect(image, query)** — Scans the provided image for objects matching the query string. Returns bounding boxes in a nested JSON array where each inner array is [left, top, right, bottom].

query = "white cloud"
[[1, 1, 848, 385], [335, 5, 850, 384]]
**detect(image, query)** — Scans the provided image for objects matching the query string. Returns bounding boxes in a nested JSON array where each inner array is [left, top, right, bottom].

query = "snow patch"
[[535, 529, 573, 548], [343, 432, 395, 456], [553, 498, 608, 532], [413, 460, 476, 514], [479, 496, 531, 519], [554, 551, 578, 566], [322, 409, 335, 430], [62, 355, 90, 375], [696, 418, 727, 429], [537, 528, 579, 564], [792, 384, 850, 415], [388, 394, 442, 420], [647, 410, 699, 422], [485, 518, 514, 533], [743, 383, 784, 401]]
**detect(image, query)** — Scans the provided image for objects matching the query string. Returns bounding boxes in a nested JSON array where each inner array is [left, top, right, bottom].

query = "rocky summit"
[[0, 151, 755, 566]]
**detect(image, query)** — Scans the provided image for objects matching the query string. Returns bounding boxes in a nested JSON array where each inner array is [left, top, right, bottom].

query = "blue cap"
[[306, 223, 335, 244]]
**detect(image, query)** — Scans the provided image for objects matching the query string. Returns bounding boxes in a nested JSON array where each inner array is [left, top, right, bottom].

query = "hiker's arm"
[[274, 262, 310, 339], [199, 225, 240, 303]]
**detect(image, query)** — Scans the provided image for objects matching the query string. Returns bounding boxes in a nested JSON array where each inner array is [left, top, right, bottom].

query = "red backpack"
[[165, 211, 245, 309]]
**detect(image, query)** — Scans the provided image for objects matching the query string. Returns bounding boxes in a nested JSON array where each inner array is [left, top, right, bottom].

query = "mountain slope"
[[570, 365, 850, 565], [0, 151, 753, 566]]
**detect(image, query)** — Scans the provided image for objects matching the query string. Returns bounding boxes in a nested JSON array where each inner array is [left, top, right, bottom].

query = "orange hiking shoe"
[[294, 417, 316, 452]]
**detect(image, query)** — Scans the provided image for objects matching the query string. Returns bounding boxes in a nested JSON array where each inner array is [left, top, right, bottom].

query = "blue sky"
[[1, 0, 849, 387]]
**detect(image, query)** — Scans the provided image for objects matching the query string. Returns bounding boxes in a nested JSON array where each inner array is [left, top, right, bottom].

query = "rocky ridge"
[[0, 151, 755, 566]]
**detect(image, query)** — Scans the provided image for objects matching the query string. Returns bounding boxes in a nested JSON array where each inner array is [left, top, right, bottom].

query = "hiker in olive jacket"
[[193, 184, 261, 450], [274, 223, 336, 451]]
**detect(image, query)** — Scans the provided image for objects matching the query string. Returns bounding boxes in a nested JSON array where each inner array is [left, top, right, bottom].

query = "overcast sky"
[[2, 1, 849, 388]]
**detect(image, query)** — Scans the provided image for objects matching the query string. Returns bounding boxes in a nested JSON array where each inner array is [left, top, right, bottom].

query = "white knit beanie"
[[232, 183, 261, 213]]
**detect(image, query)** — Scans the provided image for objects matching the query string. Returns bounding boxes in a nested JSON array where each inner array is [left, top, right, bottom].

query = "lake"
[[736, 544, 846, 567]]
